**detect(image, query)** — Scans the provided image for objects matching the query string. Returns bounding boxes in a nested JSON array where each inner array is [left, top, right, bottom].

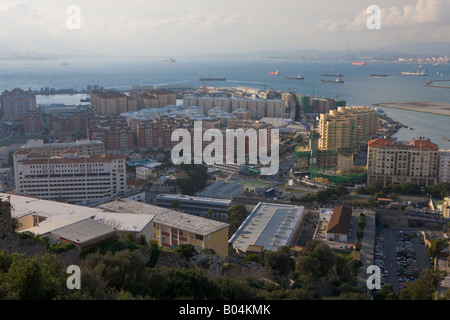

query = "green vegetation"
[[227, 204, 249, 236], [169, 164, 209, 195], [290, 184, 349, 203], [356, 181, 450, 200]]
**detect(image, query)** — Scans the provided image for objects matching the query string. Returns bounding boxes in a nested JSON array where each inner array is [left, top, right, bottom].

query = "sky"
[[0, 0, 449, 57]]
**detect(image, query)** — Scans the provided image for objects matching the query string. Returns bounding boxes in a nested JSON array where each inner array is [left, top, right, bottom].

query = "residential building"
[[23, 112, 43, 135], [96, 198, 230, 259], [129, 89, 177, 109], [18, 139, 105, 156], [1, 88, 36, 123], [318, 106, 378, 151], [90, 90, 137, 115], [367, 138, 440, 187], [13, 151, 127, 203], [439, 150, 450, 183], [228, 202, 305, 253], [50, 114, 88, 135], [326, 205, 352, 242]]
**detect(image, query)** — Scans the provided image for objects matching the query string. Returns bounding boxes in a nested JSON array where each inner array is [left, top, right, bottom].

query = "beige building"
[[1, 88, 36, 123], [318, 106, 378, 151], [90, 90, 137, 115], [367, 138, 440, 187], [439, 150, 450, 183]]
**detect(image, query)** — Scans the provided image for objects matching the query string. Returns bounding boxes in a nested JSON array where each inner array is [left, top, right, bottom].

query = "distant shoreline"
[[372, 101, 450, 117]]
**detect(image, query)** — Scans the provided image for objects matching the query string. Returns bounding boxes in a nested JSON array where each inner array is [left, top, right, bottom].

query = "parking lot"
[[374, 226, 431, 292]]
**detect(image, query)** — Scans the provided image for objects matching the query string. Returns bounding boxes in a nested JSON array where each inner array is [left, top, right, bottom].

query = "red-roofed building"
[[367, 137, 440, 187], [326, 205, 352, 242]]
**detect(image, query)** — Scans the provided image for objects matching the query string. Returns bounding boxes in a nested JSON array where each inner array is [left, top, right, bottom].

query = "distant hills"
[[1, 42, 449, 61]]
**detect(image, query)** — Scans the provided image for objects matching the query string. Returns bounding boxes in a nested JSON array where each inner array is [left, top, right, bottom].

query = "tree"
[[399, 267, 447, 300], [309, 243, 336, 278], [264, 247, 295, 287], [228, 204, 248, 236], [427, 238, 449, 262], [295, 255, 321, 281], [175, 244, 197, 261]]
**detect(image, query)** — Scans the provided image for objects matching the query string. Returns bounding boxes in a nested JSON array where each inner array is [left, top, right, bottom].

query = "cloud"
[[318, 0, 450, 32]]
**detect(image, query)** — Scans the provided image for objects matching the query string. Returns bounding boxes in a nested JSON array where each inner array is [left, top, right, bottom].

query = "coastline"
[[372, 101, 450, 117]]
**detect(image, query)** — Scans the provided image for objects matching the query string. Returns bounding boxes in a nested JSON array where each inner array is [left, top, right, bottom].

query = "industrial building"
[[155, 193, 232, 220], [229, 202, 305, 253]]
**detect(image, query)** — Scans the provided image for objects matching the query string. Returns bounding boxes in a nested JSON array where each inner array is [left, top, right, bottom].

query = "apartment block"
[[90, 90, 137, 115], [13, 151, 126, 202], [1, 88, 36, 123], [96, 198, 230, 260], [50, 114, 88, 135], [439, 150, 450, 183], [182, 95, 285, 120], [367, 138, 440, 187], [23, 111, 43, 135], [318, 106, 378, 151], [129, 89, 176, 109]]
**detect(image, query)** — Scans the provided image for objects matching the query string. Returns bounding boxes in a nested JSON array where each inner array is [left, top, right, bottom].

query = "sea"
[[0, 57, 449, 148]]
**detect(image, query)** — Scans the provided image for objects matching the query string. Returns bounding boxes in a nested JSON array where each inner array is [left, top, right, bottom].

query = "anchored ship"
[[321, 72, 343, 77], [320, 78, 344, 83], [284, 74, 304, 80], [352, 60, 366, 66], [269, 70, 280, 75], [370, 74, 388, 77], [401, 69, 428, 76]]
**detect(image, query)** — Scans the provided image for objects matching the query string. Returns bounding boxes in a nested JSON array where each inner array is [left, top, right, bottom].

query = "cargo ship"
[[284, 74, 304, 80], [320, 78, 344, 83], [198, 77, 226, 81], [401, 69, 428, 76], [352, 61, 366, 66], [269, 70, 280, 75], [321, 72, 343, 77], [370, 74, 388, 77]]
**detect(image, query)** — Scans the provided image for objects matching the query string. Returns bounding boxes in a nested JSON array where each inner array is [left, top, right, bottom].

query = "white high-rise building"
[[13, 151, 126, 202]]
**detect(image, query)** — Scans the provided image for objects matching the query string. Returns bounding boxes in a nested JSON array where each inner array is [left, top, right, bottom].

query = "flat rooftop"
[[96, 198, 229, 236], [156, 193, 232, 206], [229, 202, 304, 252], [1, 193, 103, 220]]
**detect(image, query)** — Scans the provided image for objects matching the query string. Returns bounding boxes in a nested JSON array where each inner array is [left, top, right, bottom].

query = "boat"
[[352, 61, 366, 66], [370, 74, 388, 77], [321, 72, 343, 77], [401, 69, 428, 76], [269, 70, 280, 75], [284, 74, 304, 80], [320, 78, 344, 83], [443, 136, 450, 142]]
